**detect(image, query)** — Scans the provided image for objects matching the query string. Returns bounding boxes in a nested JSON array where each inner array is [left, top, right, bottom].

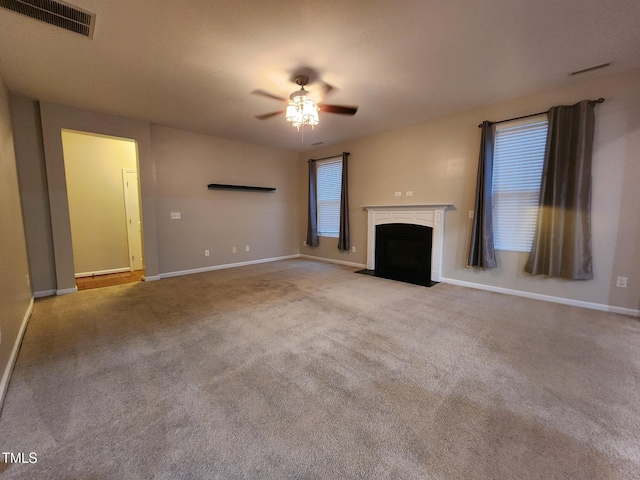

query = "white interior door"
[[123, 169, 144, 271]]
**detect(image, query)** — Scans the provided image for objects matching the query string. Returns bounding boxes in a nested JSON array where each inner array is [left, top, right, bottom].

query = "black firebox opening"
[[362, 223, 434, 287]]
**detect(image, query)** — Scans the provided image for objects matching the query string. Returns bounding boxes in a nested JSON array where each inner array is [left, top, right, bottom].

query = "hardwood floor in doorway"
[[76, 270, 144, 291]]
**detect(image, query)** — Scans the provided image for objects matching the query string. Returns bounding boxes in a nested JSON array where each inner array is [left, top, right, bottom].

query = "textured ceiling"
[[1, 0, 639, 152]]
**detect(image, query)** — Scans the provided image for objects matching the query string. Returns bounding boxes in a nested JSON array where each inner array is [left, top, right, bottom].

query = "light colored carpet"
[[1, 259, 639, 479]]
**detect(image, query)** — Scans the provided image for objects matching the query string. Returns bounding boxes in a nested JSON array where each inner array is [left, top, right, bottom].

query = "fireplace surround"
[[363, 204, 451, 283]]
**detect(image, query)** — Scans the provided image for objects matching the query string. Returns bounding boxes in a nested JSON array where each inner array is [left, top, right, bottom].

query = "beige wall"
[[151, 125, 299, 274], [0, 71, 32, 404], [61, 130, 138, 276], [10, 95, 56, 295], [299, 68, 640, 313]]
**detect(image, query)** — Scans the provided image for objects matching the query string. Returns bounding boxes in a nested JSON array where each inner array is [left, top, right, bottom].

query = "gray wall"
[[10, 95, 56, 295], [38, 102, 159, 291], [0, 72, 32, 405], [12, 103, 299, 291], [299, 68, 640, 313], [152, 125, 299, 275]]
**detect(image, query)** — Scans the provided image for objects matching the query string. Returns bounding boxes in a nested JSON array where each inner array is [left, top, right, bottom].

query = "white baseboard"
[[299, 254, 367, 269], [606, 305, 640, 317], [142, 275, 160, 282], [159, 255, 300, 279], [75, 267, 130, 278], [0, 297, 34, 410], [441, 277, 640, 317], [56, 286, 78, 296], [34, 289, 56, 298]]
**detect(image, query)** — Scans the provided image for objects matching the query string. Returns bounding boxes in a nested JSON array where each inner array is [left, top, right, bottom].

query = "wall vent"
[[0, 0, 95, 38]]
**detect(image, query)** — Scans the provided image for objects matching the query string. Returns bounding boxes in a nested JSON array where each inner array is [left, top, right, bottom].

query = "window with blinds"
[[317, 157, 343, 237], [492, 116, 548, 252]]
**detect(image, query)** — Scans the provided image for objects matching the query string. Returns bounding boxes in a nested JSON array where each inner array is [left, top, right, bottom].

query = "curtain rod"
[[308, 152, 349, 162], [477, 98, 604, 128]]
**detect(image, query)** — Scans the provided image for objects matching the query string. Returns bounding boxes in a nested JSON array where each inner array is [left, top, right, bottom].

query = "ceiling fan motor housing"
[[290, 75, 311, 102], [295, 75, 310, 86]]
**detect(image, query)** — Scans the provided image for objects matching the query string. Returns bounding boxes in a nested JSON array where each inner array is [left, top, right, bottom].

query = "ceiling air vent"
[[0, 0, 95, 38]]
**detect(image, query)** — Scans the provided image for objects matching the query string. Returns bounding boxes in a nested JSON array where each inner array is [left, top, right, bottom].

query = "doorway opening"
[[61, 130, 144, 290]]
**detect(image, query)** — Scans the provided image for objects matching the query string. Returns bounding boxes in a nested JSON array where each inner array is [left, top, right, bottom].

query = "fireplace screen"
[[375, 223, 433, 286]]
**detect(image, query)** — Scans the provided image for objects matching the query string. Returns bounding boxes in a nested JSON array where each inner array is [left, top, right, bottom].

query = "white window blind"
[[492, 117, 548, 252], [317, 157, 343, 237]]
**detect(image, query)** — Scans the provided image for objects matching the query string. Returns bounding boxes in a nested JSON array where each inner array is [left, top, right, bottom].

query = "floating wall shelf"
[[207, 183, 276, 192]]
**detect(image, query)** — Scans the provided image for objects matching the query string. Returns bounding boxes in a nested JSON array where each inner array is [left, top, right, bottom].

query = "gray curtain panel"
[[525, 100, 595, 280], [306, 159, 319, 247], [468, 121, 497, 268], [338, 152, 350, 251]]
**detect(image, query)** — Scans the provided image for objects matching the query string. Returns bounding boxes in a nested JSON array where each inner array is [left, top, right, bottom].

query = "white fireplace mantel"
[[362, 204, 452, 282]]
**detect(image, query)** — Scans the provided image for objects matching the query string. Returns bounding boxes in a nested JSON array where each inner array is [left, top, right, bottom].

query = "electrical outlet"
[[394, 191, 402, 197], [204, 250, 209, 257], [406, 191, 413, 197], [616, 276, 628, 288], [351, 246, 356, 253], [245, 245, 250, 252], [303, 240, 307, 247], [170, 212, 181, 219], [232, 247, 237, 253], [469, 210, 474, 219]]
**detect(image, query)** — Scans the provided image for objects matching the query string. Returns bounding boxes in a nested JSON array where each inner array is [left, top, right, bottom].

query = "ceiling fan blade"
[[321, 81, 335, 99], [251, 89, 287, 102], [255, 110, 284, 120], [319, 104, 358, 116]]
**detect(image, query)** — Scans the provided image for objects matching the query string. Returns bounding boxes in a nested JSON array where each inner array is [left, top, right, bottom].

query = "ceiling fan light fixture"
[[301, 99, 319, 124], [289, 88, 307, 104], [253, 71, 357, 140], [286, 89, 319, 131], [285, 103, 299, 123]]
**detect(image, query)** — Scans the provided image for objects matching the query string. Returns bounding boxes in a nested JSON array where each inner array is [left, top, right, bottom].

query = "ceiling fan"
[[252, 74, 358, 130]]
